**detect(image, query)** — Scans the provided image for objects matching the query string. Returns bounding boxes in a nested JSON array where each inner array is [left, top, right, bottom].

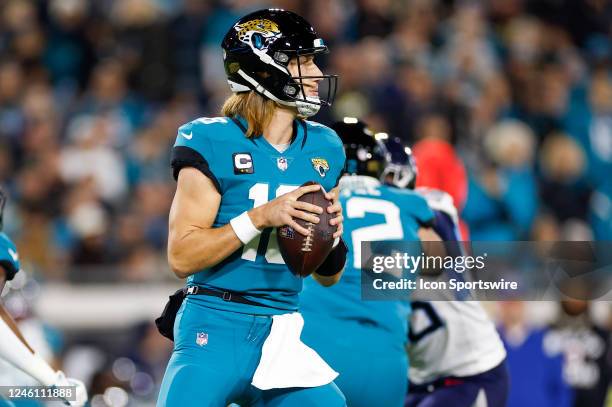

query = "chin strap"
[[234, 70, 322, 117], [296, 96, 321, 117]]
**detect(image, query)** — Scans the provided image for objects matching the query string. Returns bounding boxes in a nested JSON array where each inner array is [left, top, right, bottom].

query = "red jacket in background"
[[412, 139, 469, 239]]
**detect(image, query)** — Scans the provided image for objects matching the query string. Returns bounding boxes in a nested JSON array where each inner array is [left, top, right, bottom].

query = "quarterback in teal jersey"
[[157, 9, 348, 407], [0, 191, 87, 407], [300, 119, 439, 407]]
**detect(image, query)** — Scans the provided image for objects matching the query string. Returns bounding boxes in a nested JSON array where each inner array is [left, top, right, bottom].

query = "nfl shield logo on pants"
[[196, 332, 208, 346]]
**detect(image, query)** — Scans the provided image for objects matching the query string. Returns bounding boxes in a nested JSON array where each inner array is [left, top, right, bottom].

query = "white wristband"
[[230, 211, 262, 245]]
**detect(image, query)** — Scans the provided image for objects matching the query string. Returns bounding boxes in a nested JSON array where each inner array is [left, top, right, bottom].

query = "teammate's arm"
[[168, 168, 325, 278], [418, 226, 444, 256], [0, 267, 87, 406], [418, 226, 446, 274], [0, 269, 34, 353]]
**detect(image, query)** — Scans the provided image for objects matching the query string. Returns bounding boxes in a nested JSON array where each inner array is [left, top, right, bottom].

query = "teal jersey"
[[171, 116, 345, 314], [0, 232, 20, 281], [301, 176, 434, 340]]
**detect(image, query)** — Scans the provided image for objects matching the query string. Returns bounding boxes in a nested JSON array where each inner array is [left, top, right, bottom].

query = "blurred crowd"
[[1, 0, 612, 406], [1, 0, 611, 281]]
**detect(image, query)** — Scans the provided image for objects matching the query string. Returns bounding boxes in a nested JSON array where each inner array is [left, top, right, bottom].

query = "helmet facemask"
[[381, 164, 417, 189], [283, 48, 338, 117]]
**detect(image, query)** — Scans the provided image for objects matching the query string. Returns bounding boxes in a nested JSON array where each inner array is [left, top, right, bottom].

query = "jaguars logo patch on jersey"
[[311, 158, 330, 178]]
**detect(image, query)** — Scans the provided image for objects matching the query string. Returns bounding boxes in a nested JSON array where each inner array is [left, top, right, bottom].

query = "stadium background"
[[0, 0, 611, 406]]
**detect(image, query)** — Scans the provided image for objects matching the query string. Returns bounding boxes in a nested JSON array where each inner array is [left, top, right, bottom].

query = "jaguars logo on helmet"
[[234, 19, 281, 50]]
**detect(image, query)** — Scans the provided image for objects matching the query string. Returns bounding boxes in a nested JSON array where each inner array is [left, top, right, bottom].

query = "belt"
[[184, 285, 264, 307]]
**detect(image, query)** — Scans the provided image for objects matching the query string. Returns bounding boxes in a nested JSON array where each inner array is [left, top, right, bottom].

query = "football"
[[277, 181, 336, 277]]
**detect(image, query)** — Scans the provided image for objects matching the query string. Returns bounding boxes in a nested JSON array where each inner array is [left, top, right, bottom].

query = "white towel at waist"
[[251, 312, 338, 390]]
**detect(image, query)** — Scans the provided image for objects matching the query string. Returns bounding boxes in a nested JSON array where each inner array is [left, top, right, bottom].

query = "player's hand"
[[324, 188, 343, 239], [250, 183, 323, 236], [52, 370, 88, 407]]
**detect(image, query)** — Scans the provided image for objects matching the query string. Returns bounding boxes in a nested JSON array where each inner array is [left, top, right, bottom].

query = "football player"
[[157, 9, 348, 407], [300, 119, 440, 407], [394, 148, 510, 407], [0, 190, 87, 407]]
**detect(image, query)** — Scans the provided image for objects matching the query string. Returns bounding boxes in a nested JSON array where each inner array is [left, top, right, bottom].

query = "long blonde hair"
[[221, 91, 278, 138]]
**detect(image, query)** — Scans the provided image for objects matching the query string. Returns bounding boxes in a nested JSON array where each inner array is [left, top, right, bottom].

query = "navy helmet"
[[379, 136, 418, 189]]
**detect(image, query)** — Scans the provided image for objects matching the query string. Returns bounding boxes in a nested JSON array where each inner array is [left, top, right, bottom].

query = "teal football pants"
[[157, 299, 346, 407], [0, 396, 15, 407], [301, 313, 408, 407], [0, 397, 40, 407]]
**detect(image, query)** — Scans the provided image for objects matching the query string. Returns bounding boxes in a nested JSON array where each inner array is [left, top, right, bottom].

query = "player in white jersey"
[[382, 149, 510, 407]]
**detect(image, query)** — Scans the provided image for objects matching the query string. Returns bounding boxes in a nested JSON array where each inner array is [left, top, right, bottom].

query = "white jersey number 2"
[[345, 197, 403, 269]]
